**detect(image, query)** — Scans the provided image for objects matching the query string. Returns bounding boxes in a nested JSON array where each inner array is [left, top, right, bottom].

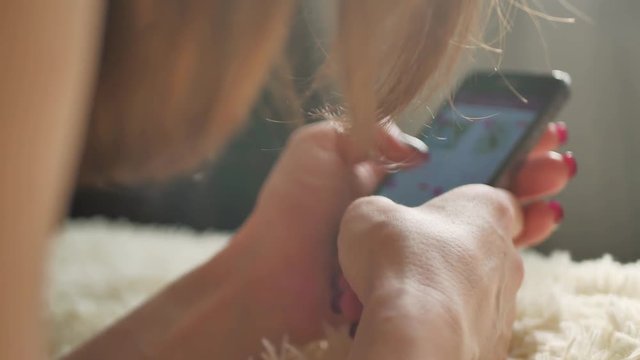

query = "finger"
[[426, 185, 524, 239], [336, 120, 430, 194], [529, 122, 568, 158], [336, 119, 429, 166], [515, 200, 564, 247], [511, 151, 577, 202], [377, 121, 429, 164], [502, 188, 525, 240]]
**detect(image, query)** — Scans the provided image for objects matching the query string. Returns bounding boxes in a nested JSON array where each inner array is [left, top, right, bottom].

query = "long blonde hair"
[[80, 0, 487, 184]]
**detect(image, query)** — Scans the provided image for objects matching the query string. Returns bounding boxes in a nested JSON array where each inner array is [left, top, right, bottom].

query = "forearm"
[[348, 287, 465, 360], [65, 222, 286, 360], [0, 2, 104, 359]]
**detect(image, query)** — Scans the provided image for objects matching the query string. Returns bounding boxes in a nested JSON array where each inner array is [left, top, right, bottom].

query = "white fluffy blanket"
[[49, 219, 640, 359]]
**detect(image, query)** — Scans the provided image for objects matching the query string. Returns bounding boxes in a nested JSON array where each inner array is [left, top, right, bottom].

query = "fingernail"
[[548, 200, 564, 223], [399, 132, 429, 156], [555, 122, 569, 146], [349, 322, 359, 338], [562, 151, 577, 178]]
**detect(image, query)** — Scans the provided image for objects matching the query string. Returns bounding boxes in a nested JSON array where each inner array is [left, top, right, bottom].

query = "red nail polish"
[[562, 151, 577, 178], [555, 122, 568, 145], [548, 200, 564, 223]]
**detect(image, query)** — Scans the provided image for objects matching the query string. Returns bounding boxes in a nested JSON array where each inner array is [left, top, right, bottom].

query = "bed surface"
[[50, 219, 640, 359]]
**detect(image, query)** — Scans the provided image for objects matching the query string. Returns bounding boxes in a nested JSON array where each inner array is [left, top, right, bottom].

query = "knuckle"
[[511, 252, 525, 289], [455, 183, 496, 198], [460, 184, 519, 231], [343, 195, 396, 223], [491, 191, 517, 222], [341, 196, 402, 249]]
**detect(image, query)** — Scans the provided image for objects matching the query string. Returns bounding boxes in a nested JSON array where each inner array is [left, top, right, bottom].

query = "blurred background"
[[70, 1, 640, 261]]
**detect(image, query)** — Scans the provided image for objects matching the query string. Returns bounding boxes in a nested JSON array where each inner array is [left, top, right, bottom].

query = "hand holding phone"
[[377, 70, 571, 206]]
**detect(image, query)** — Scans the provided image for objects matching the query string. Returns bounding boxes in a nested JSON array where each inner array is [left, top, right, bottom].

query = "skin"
[[0, 3, 573, 360], [0, 2, 104, 359], [66, 122, 571, 359]]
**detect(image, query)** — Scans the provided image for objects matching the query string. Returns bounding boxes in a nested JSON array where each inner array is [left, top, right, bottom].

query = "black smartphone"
[[377, 70, 571, 207]]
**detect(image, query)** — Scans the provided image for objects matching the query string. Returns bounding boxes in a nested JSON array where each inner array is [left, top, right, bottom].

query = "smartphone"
[[377, 70, 571, 207]]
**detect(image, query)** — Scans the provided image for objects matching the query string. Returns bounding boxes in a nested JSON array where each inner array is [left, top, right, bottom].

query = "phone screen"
[[377, 72, 567, 207]]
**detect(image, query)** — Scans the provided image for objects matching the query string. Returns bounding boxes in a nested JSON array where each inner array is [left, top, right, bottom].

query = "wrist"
[[66, 235, 264, 360], [353, 284, 467, 359], [209, 212, 330, 337]]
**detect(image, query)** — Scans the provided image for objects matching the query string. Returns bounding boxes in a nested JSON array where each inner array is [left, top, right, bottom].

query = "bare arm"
[[347, 289, 465, 360], [64, 216, 315, 360], [0, 2, 103, 358]]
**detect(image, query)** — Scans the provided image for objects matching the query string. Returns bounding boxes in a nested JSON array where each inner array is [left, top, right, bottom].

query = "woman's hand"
[[338, 185, 524, 359], [237, 119, 574, 344], [334, 121, 575, 358], [336, 121, 575, 323], [236, 120, 430, 340]]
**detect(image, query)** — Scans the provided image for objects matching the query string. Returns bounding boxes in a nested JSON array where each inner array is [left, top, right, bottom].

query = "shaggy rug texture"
[[49, 219, 640, 359]]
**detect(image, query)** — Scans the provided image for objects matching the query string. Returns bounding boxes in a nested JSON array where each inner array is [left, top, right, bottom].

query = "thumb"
[[336, 119, 429, 189], [337, 119, 429, 165]]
